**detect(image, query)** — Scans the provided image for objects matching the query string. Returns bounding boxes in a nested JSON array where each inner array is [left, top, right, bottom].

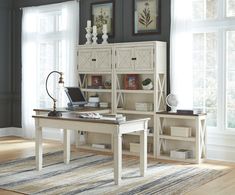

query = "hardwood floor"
[[0, 136, 235, 195]]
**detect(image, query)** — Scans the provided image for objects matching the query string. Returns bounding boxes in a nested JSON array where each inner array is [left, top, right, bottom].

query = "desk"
[[33, 113, 149, 185]]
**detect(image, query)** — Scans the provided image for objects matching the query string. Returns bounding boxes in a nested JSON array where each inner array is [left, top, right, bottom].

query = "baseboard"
[[207, 132, 235, 162], [0, 127, 23, 137]]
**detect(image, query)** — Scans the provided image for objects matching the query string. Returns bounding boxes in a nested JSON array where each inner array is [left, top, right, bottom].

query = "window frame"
[[190, 0, 235, 133]]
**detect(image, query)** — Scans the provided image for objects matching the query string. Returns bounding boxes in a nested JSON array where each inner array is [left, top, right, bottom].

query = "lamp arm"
[[45, 71, 62, 103]]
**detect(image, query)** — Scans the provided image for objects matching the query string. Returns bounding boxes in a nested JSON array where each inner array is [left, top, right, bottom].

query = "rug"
[[0, 151, 229, 195]]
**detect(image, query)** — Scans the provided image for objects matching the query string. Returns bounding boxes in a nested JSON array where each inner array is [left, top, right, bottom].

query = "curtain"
[[21, 1, 79, 138], [170, 0, 193, 109]]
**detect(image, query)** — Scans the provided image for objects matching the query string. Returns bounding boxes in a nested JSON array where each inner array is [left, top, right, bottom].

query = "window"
[[21, 2, 79, 137], [171, 0, 235, 132]]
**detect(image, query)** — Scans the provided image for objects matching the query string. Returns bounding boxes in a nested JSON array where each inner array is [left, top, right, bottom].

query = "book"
[[100, 114, 126, 122], [92, 143, 106, 149]]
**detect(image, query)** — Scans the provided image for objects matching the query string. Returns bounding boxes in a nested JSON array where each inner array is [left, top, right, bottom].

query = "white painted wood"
[[35, 119, 42, 171], [76, 41, 167, 157], [156, 113, 207, 163], [140, 122, 147, 176], [63, 129, 70, 164], [77, 47, 112, 72], [115, 47, 134, 71], [134, 46, 154, 71], [113, 131, 122, 185], [33, 115, 149, 185], [94, 48, 112, 71]]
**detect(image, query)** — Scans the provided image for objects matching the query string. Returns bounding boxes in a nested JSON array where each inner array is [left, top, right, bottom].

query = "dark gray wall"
[[0, 0, 170, 127], [79, 0, 170, 44], [0, 0, 13, 127]]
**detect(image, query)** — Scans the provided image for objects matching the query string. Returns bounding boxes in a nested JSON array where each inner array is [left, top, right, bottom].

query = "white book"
[[92, 143, 106, 149]]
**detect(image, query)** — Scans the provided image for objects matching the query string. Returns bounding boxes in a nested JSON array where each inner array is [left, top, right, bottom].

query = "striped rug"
[[0, 151, 229, 195]]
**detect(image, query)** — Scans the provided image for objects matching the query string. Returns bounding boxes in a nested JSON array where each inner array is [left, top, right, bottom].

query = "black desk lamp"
[[46, 71, 64, 117]]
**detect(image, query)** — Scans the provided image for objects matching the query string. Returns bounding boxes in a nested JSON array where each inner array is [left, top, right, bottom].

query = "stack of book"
[[100, 114, 126, 122]]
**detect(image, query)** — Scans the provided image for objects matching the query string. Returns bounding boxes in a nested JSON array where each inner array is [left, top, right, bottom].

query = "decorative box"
[[135, 103, 153, 111], [170, 126, 192, 137], [170, 149, 193, 159], [99, 102, 109, 108], [130, 142, 140, 153]]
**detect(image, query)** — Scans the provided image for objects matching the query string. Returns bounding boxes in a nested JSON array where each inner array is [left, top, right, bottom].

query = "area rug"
[[0, 151, 229, 195]]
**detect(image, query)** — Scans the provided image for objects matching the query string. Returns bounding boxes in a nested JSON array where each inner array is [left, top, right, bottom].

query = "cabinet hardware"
[[131, 57, 137, 60], [92, 59, 96, 61]]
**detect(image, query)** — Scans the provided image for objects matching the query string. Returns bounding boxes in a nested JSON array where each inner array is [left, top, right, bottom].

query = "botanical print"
[[138, 1, 153, 28], [92, 3, 113, 35], [134, 0, 159, 33]]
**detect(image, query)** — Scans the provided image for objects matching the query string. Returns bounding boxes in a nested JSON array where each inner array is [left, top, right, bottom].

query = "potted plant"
[[142, 78, 153, 90]]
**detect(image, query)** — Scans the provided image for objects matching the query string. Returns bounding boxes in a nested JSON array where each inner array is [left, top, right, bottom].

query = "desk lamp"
[[46, 71, 64, 116]]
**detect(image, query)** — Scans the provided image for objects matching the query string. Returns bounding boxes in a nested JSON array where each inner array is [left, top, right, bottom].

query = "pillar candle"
[[87, 20, 91, 28], [103, 24, 107, 33], [93, 25, 97, 34]]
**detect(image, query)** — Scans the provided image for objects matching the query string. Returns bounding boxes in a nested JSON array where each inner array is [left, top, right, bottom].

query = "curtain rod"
[[19, 0, 79, 10]]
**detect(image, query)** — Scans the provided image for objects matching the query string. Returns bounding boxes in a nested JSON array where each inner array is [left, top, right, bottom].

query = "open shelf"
[[78, 144, 112, 152], [159, 135, 196, 142], [116, 89, 154, 94], [126, 132, 154, 137], [116, 109, 155, 115], [123, 150, 154, 158], [157, 154, 197, 163], [81, 88, 112, 93]]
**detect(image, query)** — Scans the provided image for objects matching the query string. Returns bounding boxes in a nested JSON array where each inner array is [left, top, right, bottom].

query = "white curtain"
[[21, 1, 79, 138], [170, 0, 193, 109]]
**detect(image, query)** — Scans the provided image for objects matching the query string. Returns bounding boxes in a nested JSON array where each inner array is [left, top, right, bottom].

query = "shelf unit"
[[77, 41, 167, 157], [156, 112, 207, 163]]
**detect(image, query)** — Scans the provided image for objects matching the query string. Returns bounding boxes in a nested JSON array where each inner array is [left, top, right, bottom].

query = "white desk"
[[33, 113, 149, 185]]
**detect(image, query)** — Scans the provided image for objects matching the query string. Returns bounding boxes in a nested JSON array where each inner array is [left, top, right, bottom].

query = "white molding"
[[0, 127, 23, 137], [0, 127, 76, 144], [207, 132, 235, 162]]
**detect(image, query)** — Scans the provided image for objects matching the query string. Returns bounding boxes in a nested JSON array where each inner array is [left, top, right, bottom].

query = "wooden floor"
[[0, 136, 235, 195]]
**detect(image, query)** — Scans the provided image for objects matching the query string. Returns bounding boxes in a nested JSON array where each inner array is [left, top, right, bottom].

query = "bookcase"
[[77, 41, 167, 157], [156, 112, 207, 163]]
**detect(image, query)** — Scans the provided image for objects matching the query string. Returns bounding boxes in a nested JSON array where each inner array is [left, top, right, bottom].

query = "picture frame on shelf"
[[124, 74, 139, 90], [91, 75, 103, 88], [91, 1, 114, 36], [133, 0, 161, 35]]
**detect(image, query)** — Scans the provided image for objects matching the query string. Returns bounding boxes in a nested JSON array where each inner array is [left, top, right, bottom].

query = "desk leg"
[[114, 133, 122, 185], [35, 120, 42, 171], [63, 129, 70, 164], [140, 127, 147, 176]]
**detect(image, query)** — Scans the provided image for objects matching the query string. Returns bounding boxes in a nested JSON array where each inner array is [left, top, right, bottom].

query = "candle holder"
[[92, 32, 98, 44], [85, 27, 92, 45], [102, 30, 108, 44]]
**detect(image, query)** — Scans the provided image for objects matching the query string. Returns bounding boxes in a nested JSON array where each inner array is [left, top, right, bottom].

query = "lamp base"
[[48, 110, 62, 117]]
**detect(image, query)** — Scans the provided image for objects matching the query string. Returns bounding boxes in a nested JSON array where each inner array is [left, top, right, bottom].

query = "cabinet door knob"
[[92, 59, 96, 61], [131, 57, 137, 60]]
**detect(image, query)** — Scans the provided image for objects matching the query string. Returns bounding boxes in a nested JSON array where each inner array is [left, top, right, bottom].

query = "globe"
[[166, 94, 178, 112]]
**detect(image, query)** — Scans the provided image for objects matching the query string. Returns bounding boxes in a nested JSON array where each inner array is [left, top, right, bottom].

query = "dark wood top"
[[33, 107, 111, 112], [156, 111, 207, 116], [32, 113, 150, 125]]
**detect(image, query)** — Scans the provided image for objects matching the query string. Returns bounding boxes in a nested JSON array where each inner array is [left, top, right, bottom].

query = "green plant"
[[142, 78, 152, 86], [138, 2, 153, 28], [95, 8, 109, 34]]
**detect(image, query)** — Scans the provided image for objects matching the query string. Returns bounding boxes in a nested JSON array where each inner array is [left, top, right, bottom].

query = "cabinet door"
[[134, 46, 154, 71], [94, 48, 112, 72], [115, 47, 134, 71], [78, 49, 93, 72]]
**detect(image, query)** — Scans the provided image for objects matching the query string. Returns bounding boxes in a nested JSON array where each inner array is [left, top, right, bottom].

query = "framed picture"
[[133, 0, 161, 35], [91, 1, 114, 36], [124, 74, 139, 90], [91, 75, 102, 88]]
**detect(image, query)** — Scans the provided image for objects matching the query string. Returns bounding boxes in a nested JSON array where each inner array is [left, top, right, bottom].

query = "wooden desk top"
[[33, 107, 111, 113], [156, 111, 207, 116], [33, 113, 150, 125]]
